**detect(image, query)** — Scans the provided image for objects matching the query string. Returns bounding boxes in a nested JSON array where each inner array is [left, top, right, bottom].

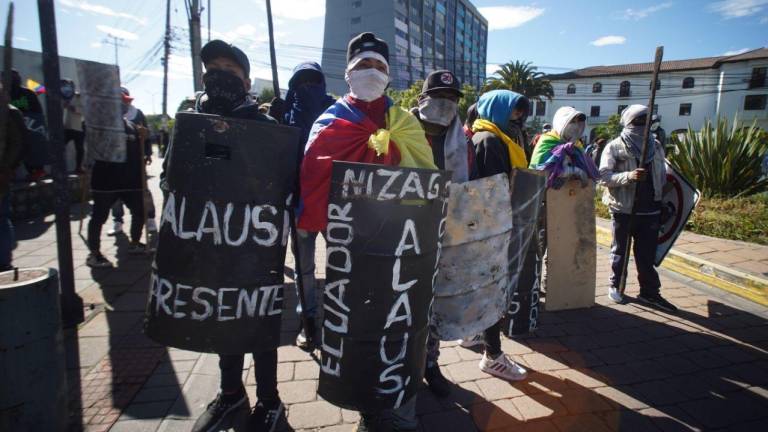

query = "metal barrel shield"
[[318, 162, 450, 413], [504, 169, 546, 337], [656, 162, 700, 265], [144, 112, 300, 354], [431, 173, 513, 340], [75, 60, 126, 163]]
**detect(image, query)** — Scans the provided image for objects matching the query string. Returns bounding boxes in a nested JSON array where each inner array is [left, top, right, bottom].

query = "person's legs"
[[608, 213, 630, 289], [191, 354, 249, 432], [73, 130, 85, 172], [293, 229, 318, 318], [483, 321, 502, 357], [360, 396, 418, 431], [219, 354, 246, 394], [120, 191, 145, 244], [111, 200, 125, 224], [253, 349, 279, 403], [0, 194, 14, 270], [87, 192, 117, 253], [633, 214, 662, 297]]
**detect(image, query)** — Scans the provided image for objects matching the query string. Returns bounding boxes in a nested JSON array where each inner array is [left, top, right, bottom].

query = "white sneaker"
[[479, 352, 528, 381], [458, 334, 484, 348], [146, 219, 158, 232], [107, 221, 123, 236], [608, 287, 624, 304]]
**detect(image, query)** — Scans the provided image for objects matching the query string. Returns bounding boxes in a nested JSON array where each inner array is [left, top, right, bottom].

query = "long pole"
[[189, 0, 203, 92], [37, 0, 84, 327], [265, 0, 279, 96], [207, 0, 211, 42], [618, 46, 664, 296], [0, 2, 14, 166], [161, 0, 171, 117]]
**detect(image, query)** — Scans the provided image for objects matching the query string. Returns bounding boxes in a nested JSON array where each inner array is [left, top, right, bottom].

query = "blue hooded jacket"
[[476, 89, 529, 131], [284, 62, 336, 149]]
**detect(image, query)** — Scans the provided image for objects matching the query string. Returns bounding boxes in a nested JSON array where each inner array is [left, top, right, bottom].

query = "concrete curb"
[[594, 224, 768, 306]]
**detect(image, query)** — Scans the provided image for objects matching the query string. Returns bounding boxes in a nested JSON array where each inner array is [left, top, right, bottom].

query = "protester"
[[651, 114, 667, 147], [282, 61, 336, 350], [0, 104, 27, 271], [109, 87, 157, 235], [599, 104, 677, 312], [410, 69, 477, 397], [8, 70, 47, 181], [85, 101, 147, 268], [175, 39, 287, 432], [298, 32, 435, 432], [61, 78, 85, 174], [467, 89, 530, 382], [530, 122, 552, 151]]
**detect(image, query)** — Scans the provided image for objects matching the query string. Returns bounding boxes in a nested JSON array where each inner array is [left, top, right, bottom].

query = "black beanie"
[[347, 32, 389, 65]]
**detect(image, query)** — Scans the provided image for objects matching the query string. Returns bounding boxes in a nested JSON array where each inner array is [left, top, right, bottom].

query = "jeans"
[[609, 212, 662, 296], [292, 229, 318, 318], [88, 191, 144, 252], [0, 194, 13, 270], [219, 350, 278, 403]]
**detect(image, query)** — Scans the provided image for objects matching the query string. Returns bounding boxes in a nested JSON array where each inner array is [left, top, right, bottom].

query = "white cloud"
[[127, 54, 192, 80], [485, 63, 500, 77], [96, 25, 139, 41], [709, 0, 768, 18], [723, 47, 751, 55], [59, 0, 147, 26], [477, 6, 545, 30], [621, 3, 673, 20], [13, 36, 29, 42], [591, 35, 627, 46], [255, 0, 325, 20], [90, 41, 102, 48]]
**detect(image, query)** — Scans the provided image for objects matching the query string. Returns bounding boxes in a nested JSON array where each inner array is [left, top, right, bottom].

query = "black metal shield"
[[317, 161, 450, 413], [144, 112, 300, 354]]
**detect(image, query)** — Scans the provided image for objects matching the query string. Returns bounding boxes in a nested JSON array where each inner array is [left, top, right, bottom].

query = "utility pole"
[[187, 0, 203, 92], [37, 0, 83, 328], [266, 0, 279, 96], [162, 0, 171, 117], [207, 0, 211, 42], [102, 34, 127, 66]]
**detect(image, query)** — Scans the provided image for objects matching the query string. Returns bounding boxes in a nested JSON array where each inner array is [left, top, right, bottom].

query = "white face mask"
[[418, 96, 458, 127], [561, 122, 585, 143], [345, 68, 389, 102]]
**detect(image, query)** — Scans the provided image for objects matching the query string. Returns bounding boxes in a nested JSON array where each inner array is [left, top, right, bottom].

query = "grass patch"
[[594, 190, 768, 245]]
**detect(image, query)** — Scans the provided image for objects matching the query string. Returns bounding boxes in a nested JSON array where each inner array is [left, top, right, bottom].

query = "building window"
[[592, 82, 602, 93], [590, 106, 601, 117], [682, 77, 694, 89], [679, 103, 692, 116], [352, 0, 362, 7], [744, 94, 767, 110], [750, 67, 766, 89], [350, 16, 361, 25], [566, 84, 576, 94], [619, 81, 631, 97], [535, 101, 546, 117], [618, 105, 628, 115], [649, 80, 660, 90]]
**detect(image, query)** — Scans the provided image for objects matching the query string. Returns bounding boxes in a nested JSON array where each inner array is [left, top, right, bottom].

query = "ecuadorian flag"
[[26, 78, 46, 95]]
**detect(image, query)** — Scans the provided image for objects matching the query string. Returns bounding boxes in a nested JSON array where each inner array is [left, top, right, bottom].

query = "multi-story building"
[[322, 0, 488, 95], [539, 48, 768, 142]]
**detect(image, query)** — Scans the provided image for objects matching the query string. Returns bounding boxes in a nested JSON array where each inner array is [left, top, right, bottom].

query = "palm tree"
[[483, 61, 554, 102]]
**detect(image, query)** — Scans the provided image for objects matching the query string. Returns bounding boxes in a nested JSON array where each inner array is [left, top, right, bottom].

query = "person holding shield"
[[599, 104, 677, 312], [184, 40, 286, 432]]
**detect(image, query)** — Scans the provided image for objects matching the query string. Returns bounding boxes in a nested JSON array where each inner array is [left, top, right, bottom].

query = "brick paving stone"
[[556, 368, 609, 389], [520, 353, 569, 372], [293, 360, 320, 380], [638, 406, 703, 432], [436, 346, 462, 365], [438, 379, 484, 409], [510, 393, 569, 421], [475, 377, 527, 401], [552, 413, 614, 432], [318, 425, 356, 432], [446, 360, 488, 383], [469, 399, 523, 431], [277, 379, 317, 404], [287, 400, 342, 429], [558, 388, 614, 415], [340, 408, 360, 424]]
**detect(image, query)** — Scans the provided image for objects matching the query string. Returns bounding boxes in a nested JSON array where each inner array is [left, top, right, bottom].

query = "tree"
[[386, 80, 424, 110], [483, 61, 554, 102], [258, 87, 275, 104], [457, 83, 478, 123], [592, 114, 622, 141]]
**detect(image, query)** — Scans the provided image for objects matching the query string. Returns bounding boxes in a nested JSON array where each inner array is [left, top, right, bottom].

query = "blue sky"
[[2, 0, 767, 115]]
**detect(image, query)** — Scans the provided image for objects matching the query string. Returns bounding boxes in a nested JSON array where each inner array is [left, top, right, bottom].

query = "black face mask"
[[202, 69, 247, 115]]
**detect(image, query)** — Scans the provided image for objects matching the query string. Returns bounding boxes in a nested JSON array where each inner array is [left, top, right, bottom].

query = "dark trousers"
[[64, 129, 85, 171], [609, 213, 661, 296], [484, 322, 502, 356], [219, 350, 279, 403], [88, 190, 144, 252]]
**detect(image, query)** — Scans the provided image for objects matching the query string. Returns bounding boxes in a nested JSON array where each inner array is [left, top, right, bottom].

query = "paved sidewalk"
[[10, 160, 768, 431]]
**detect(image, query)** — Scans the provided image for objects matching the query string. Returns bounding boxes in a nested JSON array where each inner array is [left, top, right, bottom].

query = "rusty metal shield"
[[431, 173, 513, 340]]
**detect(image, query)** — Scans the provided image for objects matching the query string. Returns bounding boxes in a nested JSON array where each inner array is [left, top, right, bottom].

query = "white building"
[[536, 48, 768, 142]]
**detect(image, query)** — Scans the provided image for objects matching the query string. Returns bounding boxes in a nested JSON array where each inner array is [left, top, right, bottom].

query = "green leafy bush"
[[668, 116, 768, 198]]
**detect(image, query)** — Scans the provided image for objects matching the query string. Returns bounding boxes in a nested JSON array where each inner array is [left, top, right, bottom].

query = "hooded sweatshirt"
[[529, 106, 583, 167], [284, 62, 336, 147], [472, 90, 529, 178]]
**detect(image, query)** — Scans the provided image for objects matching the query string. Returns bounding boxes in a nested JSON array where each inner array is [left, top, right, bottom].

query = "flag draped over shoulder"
[[298, 96, 436, 232]]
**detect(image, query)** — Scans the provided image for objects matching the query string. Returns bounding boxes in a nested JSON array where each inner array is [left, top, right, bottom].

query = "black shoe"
[[248, 399, 285, 432], [296, 319, 317, 352], [637, 293, 678, 313], [191, 389, 248, 432], [424, 365, 452, 397]]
